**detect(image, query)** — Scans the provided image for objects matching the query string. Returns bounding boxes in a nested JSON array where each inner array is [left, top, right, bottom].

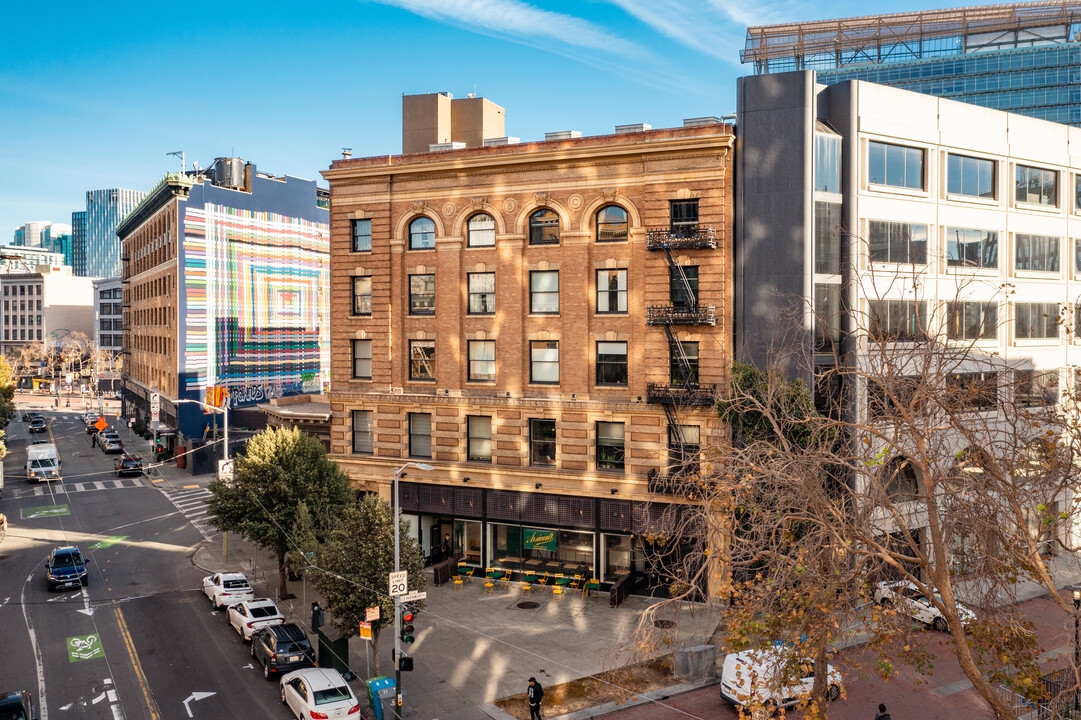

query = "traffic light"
[[311, 602, 324, 630], [400, 610, 415, 644], [399, 654, 414, 672]]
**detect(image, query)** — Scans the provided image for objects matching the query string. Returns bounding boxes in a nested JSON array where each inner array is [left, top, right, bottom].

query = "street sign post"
[[401, 590, 426, 603], [389, 571, 408, 597], [218, 459, 234, 485], [150, 392, 160, 429], [366, 607, 380, 622], [358, 621, 372, 641]]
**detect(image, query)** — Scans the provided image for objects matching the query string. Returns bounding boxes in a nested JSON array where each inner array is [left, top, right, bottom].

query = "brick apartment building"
[[323, 103, 733, 594]]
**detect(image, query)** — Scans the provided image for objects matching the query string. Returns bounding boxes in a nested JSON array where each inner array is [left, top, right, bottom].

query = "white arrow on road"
[[243, 663, 254, 669], [182, 692, 216, 718], [76, 586, 94, 616]]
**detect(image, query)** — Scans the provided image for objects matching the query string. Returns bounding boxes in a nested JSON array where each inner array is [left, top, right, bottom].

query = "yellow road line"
[[182, 485, 199, 489], [114, 605, 161, 720], [152, 478, 164, 483]]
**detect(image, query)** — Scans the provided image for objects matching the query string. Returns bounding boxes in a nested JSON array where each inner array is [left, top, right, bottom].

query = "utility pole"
[[393, 461, 431, 720]]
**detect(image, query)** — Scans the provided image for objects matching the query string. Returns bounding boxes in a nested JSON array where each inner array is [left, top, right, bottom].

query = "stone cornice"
[[329, 389, 718, 415]]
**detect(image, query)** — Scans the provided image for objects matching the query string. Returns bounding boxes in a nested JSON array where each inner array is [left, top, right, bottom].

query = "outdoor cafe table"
[[583, 580, 601, 597], [554, 576, 574, 588]]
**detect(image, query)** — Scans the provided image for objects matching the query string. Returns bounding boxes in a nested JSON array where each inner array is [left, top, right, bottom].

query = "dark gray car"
[[250, 623, 314, 679]]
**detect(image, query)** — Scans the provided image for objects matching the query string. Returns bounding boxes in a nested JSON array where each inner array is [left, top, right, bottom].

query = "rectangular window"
[[868, 141, 924, 190], [814, 132, 841, 194], [467, 273, 495, 314], [352, 277, 371, 316], [1076, 175, 1081, 212], [529, 418, 556, 466], [352, 339, 372, 379], [947, 154, 995, 199], [668, 425, 700, 474], [814, 283, 841, 352], [868, 300, 926, 342], [1015, 303, 1060, 340], [1016, 165, 1058, 206], [670, 266, 699, 308], [596, 421, 625, 471], [946, 302, 998, 341], [409, 274, 435, 315], [409, 340, 435, 380], [409, 413, 432, 458], [529, 270, 559, 314], [467, 340, 495, 382], [1015, 369, 1058, 407], [868, 220, 927, 264], [1015, 234, 1060, 272], [670, 341, 699, 386], [669, 199, 699, 235], [596, 341, 628, 385], [351, 410, 373, 454], [814, 202, 842, 274], [947, 228, 998, 269], [530, 340, 559, 384], [596, 269, 627, 313], [947, 372, 998, 411], [467, 416, 492, 462], [351, 219, 372, 252]]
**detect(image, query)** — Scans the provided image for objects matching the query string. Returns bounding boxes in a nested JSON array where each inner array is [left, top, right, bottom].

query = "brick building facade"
[[323, 122, 733, 593]]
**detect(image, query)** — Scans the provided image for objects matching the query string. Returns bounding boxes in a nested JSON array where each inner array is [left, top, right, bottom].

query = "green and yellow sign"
[[522, 528, 557, 552], [22, 504, 69, 520]]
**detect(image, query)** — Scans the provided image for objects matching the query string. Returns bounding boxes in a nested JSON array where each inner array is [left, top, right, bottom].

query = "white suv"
[[720, 648, 841, 711], [873, 580, 976, 632], [228, 598, 285, 641], [202, 572, 255, 610]]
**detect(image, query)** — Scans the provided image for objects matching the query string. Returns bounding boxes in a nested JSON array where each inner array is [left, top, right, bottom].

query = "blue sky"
[[0, 0, 993, 242]]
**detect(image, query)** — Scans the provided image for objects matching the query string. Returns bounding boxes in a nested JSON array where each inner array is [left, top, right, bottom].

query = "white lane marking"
[[182, 692, 216, 718], [21, 567, 48, 720], [77, 585, 94, 616]]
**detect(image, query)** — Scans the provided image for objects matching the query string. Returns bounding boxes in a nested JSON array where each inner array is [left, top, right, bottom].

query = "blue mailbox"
[[365, 676, 397, 720]]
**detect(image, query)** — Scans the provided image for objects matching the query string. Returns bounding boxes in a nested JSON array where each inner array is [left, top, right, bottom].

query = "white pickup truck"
[[26, 443, 61, 483]]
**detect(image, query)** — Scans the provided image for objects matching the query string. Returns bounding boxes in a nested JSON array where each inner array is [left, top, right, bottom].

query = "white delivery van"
[[720, 648, 842, 711], [26, 443, 61, 483]]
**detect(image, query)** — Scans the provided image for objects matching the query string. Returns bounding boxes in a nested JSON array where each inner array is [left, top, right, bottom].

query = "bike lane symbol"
[[67, 634, 104, 662]]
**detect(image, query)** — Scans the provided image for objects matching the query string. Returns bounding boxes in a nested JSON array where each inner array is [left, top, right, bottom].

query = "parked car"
[[85, 418, 103, 434], [720, 648, 842, 711], [873, 580, 976, 632], [0, 689, 38, 720], [202, 572, 255, 610], [45, 546, 89, 591], [228, 598, 286, 641], [98, 431, 123, 454], [252, 623, 315, 679], [23, 411, 43, 422], [82, 412, 100, 427], [279, 668, 360, 719], [114, 455, 143, 477], [27, 418, 47, 433]]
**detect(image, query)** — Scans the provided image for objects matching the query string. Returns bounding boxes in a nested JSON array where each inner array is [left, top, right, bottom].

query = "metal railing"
[[645, 227, 718, 250], [646, 304, 717, 326], [645, 382, 717, 406], [646, 468, 711, 498]]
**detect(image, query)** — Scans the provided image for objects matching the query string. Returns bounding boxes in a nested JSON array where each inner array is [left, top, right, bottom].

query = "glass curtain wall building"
[[742, 1, 1081, 126], [71, 211, 87, 276], [85, 189, 147, 278]]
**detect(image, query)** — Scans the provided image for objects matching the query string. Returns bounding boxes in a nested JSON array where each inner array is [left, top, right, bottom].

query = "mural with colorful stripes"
[[182, 203, 329, 406]]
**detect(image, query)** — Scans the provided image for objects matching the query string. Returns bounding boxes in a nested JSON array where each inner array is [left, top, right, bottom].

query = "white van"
[[26, 443, 61, 483], [720, 648, 842, 710]]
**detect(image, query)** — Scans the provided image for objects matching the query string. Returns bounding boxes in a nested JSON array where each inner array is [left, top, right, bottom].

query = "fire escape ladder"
[[663, 246, 697, 315], [664, 324, 694, 389]]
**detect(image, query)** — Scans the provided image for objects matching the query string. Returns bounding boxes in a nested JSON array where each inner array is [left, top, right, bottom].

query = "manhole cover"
[[653, 619, 676, 629], [517, 601, 540, 610]]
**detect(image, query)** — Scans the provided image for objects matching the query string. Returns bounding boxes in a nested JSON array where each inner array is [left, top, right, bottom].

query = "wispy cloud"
[[368, 0, 641, 57]]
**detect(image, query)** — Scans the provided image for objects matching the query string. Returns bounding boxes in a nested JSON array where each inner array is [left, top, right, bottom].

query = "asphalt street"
[[0, 403, 297, 720]]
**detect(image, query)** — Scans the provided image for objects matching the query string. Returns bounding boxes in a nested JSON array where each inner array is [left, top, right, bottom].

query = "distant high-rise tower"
[[13, 221, 73, 267], [71, 211, 87, 276], [84, 189, 146, 278]]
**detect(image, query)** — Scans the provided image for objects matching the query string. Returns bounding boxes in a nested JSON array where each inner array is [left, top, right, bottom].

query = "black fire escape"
[[644, 224, 717, 496]]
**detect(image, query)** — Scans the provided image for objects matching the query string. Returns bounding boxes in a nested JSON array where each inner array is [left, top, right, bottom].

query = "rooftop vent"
[[683, 116, 724, 127], [483, 137, 521, 147], [428, 142, 467, 152], [544, 130, 582, 141], [615, 123, 651, 134]]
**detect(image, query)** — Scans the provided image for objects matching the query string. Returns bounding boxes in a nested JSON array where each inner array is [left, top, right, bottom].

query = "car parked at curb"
[[114, 455, 143, 477], [0, 689, 38, 720], [203, 572, 255, 609], [45, 546, 89, 591], [98, 431, 123, 453], [228, 598, 285, 641], [720, 648, 842, 711], [873, 580, 976, 632], [252, 623, 316, 679], [279, 668, 360, 719]]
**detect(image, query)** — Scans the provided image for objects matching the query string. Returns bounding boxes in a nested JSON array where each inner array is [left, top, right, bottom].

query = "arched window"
[[467, 213, 496, 247], [882, 456, 919, 500], [409, 217, 436, 250], [529, 209, 560, 245], [596, 205, 628, 242]]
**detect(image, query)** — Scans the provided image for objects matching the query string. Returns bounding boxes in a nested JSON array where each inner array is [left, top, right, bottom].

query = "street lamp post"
[[393, 461, 432, 720]]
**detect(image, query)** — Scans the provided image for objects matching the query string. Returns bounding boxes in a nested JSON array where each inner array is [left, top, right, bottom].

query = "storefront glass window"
[[487, 523, 595, 578], [603, 534, 632, 582], [453, 519, 482, 568]]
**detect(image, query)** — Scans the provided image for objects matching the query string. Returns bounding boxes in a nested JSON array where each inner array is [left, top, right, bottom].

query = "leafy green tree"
[[0, 353, 17, 431], [309, 493, 426, 676], [207, 426, 353, 597]]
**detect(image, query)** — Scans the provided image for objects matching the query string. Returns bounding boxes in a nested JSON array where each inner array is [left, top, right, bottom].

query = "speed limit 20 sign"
[[389, 571, 408, 597]]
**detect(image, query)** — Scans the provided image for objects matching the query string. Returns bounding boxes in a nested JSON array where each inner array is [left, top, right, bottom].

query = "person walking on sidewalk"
[[874, 703, 891, 720], [527, 677, 544, 720]]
